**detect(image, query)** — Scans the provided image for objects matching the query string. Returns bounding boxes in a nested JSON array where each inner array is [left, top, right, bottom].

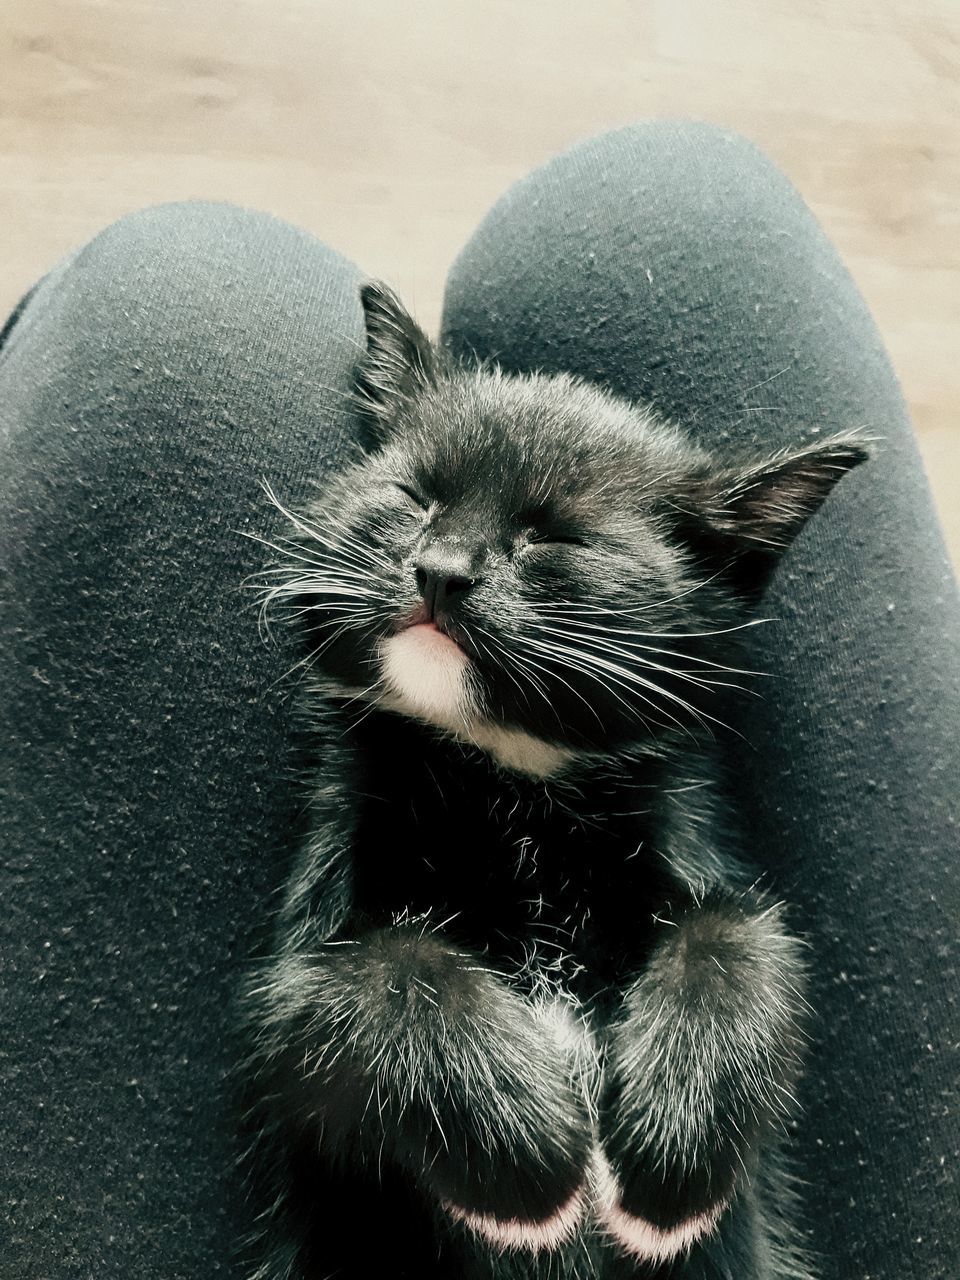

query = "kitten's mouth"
[[396, 606, 469, 656], [405, 620, 464, 654]]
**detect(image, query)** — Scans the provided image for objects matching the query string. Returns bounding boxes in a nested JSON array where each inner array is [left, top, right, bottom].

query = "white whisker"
[[529, 623, 757, 698], [524, 634, 682, 736]]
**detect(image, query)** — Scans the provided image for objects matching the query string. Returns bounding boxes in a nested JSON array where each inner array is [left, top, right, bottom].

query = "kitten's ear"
[[354, 282, 438, 444], [678, 434, 869, 590]]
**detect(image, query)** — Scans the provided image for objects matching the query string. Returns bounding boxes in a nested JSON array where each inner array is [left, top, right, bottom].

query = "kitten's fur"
[[238, 283, 867, 1280]]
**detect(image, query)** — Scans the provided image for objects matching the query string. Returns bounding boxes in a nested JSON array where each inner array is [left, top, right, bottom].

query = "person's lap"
[[1, 124, 956, 1280]]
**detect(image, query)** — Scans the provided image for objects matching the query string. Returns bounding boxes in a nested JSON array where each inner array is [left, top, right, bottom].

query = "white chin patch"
[[379, 627, 579, 778], [379, 625, 472, 724], [592, 1153, 724, 1263], [444, 1184, 586, 1252]]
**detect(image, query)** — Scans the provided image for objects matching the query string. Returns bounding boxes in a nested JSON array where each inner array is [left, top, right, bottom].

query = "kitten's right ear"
[[354, 282, 438, 445]]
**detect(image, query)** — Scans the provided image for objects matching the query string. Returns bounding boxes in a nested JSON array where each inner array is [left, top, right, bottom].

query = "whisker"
[[528, 622, 758, 698], [536, 565, 733, 616], [510, 641, 607, 733], [266, 624, 352, 696], [258, 480, 394, 571], [471, 621, 605, 731], [244, 526, 383, 576], [523, 634, 681, 737], [464, 626, 536, 712], [525, 629, 743, 739], [536, 610, 774, 642], [538, 614, 769, 677], [526, 633, 694, 717]]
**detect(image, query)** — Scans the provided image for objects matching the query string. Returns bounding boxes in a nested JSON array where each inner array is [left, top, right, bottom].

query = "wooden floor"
[[1, 0, 957, 561]]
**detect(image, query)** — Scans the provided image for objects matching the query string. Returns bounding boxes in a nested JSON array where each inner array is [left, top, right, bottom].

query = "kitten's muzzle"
[[413, 546, 480, 623]]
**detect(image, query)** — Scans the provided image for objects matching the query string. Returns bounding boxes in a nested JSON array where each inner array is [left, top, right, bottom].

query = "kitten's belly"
[[348, 731, 668, 994]]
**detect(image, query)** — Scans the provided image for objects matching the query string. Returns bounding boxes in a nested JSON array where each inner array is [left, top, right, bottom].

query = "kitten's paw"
[[397, 976, 594, 1251], [426, 1108, 592, 1254], [444, 1182, 587, 1252], [592, 1151, 726, 1263]]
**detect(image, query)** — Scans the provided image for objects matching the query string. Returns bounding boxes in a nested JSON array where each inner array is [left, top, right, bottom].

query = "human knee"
[[60, 201, 358, 366], [452, 119, 800, 280], [13, 200, 366, 482], [442, 119, 833, 410], [599, 119, 790, 210]]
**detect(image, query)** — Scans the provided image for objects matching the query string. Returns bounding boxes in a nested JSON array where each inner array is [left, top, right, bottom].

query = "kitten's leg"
[[244, 924, 592, 1253], [596, 892, 807, 1265]]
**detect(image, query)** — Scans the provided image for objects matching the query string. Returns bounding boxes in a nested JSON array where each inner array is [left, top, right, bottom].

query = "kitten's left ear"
[[679, 433, 869, 587], [354, 282, 438, 444]]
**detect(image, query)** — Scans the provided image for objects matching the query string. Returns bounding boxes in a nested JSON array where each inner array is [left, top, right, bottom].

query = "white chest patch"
[[461, 722, 578, 779]]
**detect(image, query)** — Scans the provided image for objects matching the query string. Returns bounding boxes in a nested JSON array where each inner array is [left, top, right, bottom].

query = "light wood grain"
[[1, 0, 956, 560]]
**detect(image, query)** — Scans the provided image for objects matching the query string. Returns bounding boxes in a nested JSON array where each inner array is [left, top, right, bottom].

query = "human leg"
[[443, 122, 960, 1280], [0, 203, 368, 1278]]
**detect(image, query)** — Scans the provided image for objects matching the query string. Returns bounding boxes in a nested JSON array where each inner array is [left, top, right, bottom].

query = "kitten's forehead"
[[400, 370, 675, 511]]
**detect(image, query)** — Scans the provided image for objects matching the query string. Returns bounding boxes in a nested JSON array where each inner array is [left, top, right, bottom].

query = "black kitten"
[[238, 283, 867, 1280]]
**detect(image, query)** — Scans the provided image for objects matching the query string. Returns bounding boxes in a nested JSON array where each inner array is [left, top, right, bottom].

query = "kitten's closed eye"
[[394, 482, 429, 510], [521, 530, 588, 548]]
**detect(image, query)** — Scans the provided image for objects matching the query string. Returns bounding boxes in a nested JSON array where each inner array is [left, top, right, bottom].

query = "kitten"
[[237, 282, 867, 1280]]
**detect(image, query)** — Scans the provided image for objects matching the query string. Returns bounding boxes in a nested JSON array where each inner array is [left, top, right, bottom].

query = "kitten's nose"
[[414, 547, 478, 619]]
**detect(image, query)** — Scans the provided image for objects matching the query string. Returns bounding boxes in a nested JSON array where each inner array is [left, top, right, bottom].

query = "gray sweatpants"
[[1, 123, 957, 1280]]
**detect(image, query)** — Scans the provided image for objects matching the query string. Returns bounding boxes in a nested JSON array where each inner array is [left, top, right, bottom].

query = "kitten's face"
[[264, 285, 866, 770]]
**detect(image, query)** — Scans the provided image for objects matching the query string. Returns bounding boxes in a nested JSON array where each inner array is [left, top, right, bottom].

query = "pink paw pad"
[[444, 1184, 587, 1252], [593, 1154, 726, 1263]]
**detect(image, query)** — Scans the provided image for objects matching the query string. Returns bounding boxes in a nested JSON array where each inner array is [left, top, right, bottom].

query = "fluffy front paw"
[[592, 1150, 726, 1263], [444, 1182, 588, 1252], [427, 1080, 592, 1254], [593, 893, 807, 1262], [392, 972, 594, 1253]]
